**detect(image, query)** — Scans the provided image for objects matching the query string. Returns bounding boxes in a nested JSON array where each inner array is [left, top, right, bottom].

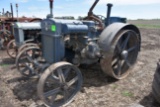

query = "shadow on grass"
[[12, 78, 39, 101], [7, 77, 46, 107], [80, 64, 117, 88]]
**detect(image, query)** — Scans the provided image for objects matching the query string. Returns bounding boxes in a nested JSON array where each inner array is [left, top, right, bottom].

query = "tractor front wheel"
[[37, 62, 83, 107], [16, 46, 42, 78]]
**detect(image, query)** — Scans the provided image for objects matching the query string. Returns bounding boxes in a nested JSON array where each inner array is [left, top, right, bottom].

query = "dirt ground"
[[0, 28, 160, 107]]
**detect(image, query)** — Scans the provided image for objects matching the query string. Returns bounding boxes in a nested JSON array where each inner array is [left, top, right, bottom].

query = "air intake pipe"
[[106, 3, 113, 26], [49, 0, 53, 18]]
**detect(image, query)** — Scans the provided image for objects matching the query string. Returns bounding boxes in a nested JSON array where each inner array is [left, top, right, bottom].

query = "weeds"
[[121, 91, 134, 97], [0, 64, 9, 67]]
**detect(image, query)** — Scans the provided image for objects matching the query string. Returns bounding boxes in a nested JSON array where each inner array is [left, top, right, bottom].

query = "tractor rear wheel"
[[152, 60, 160, 103], [16, 46, 42, 78], [100, 30, 139, 79], [37, 62, 83, 107]]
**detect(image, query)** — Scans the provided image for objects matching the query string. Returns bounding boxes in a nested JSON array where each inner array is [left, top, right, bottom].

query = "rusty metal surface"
[[0, 17, 41, 22]]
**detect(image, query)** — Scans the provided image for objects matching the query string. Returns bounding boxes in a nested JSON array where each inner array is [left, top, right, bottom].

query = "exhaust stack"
[[49, 0, 53, 18], [106, 3, 113, 26], [3, 8, 4, 15], [10, 3, 14, 20], [16, 3, 18, 21]]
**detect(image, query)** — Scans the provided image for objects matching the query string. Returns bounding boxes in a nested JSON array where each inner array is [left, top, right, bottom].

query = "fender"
[[29, 18, 42, 22], [98, 22, 141, 52]]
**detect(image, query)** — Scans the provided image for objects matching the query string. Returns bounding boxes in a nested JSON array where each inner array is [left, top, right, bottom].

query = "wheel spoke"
[[32, 50, 36, 59], [67, 76, 78, 87], [63, 90, 69, 103], [124, 58, 131, 67], [57, 69, 65, 83], [50, 94, 58, 104], [122, 32, 131, 50], [112, 57, 119, 67], [44, 88, 60, 98], [21, 66, 28, 73], [64, 67, 71, 79], [26, 64, 34, 75], [128, 45, 137, 52], [69, 86, 76, 90], [117, 42, 122, 52], [26, 54, 33, 63], [51, 73, 60, 82], [117, 60, 122, 76]]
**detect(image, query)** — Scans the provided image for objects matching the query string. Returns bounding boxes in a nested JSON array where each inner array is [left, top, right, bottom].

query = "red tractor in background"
[[0, 3, 41, 50]]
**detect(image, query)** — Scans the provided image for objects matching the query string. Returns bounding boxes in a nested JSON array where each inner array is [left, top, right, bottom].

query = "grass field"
[[128, 19, 160, 29]]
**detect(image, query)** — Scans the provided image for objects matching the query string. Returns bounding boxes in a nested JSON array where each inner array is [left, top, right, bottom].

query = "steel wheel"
[[18, 43, 39, 53], [152, 60, 160, 103], [6, 39, 18, 59], [100, 30, 139, 79], [16, 46, 42, 78], [37, 62, 83, 107]]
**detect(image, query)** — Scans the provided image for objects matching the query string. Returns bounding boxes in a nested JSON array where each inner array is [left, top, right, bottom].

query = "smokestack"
[[49, 0, 53, 18], [16, 3, 18, 21], [3, 8, 4, 15], [10, 3, 14, 20], [106, 3, 113, 26]]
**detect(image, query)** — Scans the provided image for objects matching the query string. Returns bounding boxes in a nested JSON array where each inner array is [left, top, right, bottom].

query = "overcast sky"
[[0, 0, 160, 19]]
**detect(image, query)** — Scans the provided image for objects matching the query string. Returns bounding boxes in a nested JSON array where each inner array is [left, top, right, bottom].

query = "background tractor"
[[0, 3, 41, 57]]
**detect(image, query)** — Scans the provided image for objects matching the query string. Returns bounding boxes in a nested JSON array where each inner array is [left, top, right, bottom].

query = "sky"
[[0, 0, 160, 20]]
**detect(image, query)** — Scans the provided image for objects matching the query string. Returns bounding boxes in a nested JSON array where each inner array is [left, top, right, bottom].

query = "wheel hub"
[[61, 83, 68, 90], [121, 50, 128, 59]]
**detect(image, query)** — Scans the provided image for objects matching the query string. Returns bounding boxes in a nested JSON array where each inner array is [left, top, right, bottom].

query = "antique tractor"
[[152, 60, 160, 104], [15, 0, 141, 106], [6, 22, 42, 58], [0, 17, 41, 51]]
